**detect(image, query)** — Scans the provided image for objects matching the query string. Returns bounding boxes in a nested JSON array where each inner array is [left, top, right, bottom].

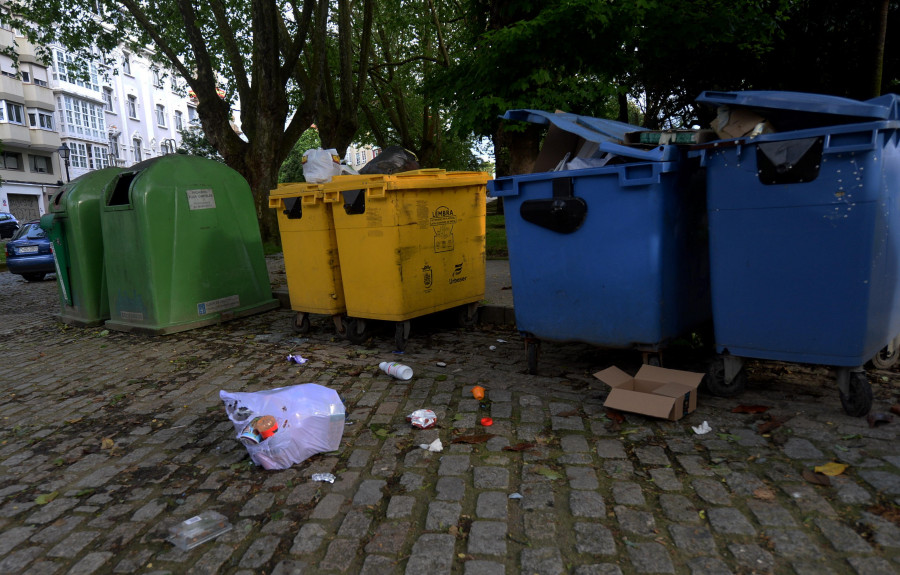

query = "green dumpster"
[[101, 155, 279, 335], [40, 167, 125, 326]]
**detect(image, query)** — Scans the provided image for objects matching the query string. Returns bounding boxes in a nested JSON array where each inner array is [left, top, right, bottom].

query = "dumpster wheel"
[[394, 321, 411, 352], [344, 317, 370, 344], [705, 355, 747, 397], [839, 370, 873, 417], [456, 302, 479, 328], [292, 312, 311, 335], [869, 338, 900, 370], [525, 338, 541, 375]]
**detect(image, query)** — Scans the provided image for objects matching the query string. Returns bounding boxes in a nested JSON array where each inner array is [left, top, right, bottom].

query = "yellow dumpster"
[[323, 169, 491, 350], [269, 183, 345, 334]]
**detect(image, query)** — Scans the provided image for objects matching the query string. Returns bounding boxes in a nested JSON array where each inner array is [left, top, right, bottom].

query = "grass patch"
[[486, 213, 507, 259]]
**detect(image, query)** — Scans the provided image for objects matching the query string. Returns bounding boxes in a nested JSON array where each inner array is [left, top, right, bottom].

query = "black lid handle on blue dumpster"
[[519, 177, 587, 234]]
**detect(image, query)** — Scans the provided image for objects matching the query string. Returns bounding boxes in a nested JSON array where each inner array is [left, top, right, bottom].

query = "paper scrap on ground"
[[692, 421, 712, 435], [419, 438, 443, 452]]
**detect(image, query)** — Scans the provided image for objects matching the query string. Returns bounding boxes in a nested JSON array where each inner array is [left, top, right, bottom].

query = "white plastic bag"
[[219, 383, 345, 470], [301, 148, 343, 183]]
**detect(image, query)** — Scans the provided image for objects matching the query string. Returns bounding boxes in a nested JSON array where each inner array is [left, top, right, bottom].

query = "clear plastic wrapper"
[[220, 383, 345, 470], [167, 511, 232, 551]]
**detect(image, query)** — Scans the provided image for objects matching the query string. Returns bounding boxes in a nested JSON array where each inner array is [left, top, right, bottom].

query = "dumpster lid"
[[696, 91, 899, 131], [500, 109, 679, 164]]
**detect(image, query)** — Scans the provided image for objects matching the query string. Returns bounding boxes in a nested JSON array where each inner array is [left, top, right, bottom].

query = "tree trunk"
[[241, 153, 282, 247]]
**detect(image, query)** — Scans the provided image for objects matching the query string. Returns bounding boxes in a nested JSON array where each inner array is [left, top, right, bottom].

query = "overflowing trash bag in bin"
[[488, 109, 712, 374], [101, 155, 279, 335], [40, 167, 125, 326], [692, 90, 900, 416]]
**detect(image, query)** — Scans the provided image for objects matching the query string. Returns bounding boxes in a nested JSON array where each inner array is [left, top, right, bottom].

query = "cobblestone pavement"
[[2, 263, 900, 575]]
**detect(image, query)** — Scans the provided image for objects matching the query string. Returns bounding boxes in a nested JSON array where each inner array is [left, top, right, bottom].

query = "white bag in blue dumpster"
[[219, 384, 345, 470]]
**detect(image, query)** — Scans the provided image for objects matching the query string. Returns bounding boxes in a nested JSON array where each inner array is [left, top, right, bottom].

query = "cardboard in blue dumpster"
[[594, 365, 704, 421]]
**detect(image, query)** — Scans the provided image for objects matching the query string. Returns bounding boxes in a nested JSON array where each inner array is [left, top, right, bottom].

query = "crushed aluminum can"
[[406, 409, 437, 429], [311, 473, 336, 483]]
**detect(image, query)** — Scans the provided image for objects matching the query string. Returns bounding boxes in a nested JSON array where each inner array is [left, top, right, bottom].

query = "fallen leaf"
[[100, 437, 115, 450], [35, 492, 59, 505], [814, 462, 849, 476], [605, 409, 626, 423], [451, 434, 495, 444], [556, 409, 580, 417], [605, 420, 622, 433], [891, 404, 900, 416], [802, 469, 831, 486], [753, 487, 776, 500], [757, 416, 791, 434], [866, 413, 894, 428], [867, 504, 900, 525], [731, 405, 772, 414], [503, 442, 537, 452], [535, 467, 563, 481]]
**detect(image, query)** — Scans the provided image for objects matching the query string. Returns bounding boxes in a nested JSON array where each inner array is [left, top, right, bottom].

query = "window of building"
[[108, 135, 119, 159], [126, 95, 137, 119], [1, 151, 23, 170], [133, 138, 142, 162], [27, 109, 54, 130], [103, 87, 114, 112], [69, 142, 88, 169], [57, 95, 105, 139], [31, 65, 49, 87], [89, 145, 109, 169], [30, 154, 51, 174], [187, 106, 197, 124], [52, 49, 100, 91], [174, 110, 183, 131], [155, 104, 166, 127], [122, 53, 131, 75], [152, 69, 163, 88], [21, 70, 29, 82], [3, 101, 24, 125]]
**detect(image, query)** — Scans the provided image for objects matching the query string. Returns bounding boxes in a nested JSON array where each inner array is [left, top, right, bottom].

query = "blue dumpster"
[[488, 110, 712, 373], [694, 90, 900, 416]]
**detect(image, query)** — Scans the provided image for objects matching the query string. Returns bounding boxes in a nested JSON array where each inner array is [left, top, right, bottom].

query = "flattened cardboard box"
[[594, 364, 704, 421]]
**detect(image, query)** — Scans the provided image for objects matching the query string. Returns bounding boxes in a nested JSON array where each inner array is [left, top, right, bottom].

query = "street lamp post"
[[57, 143, 71, 182]]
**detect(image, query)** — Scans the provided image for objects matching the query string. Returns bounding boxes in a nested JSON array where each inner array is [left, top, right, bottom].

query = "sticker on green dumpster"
[[198, 295, 240, 316], [120, 311, 144, 321], [186, 189, 216, 210]]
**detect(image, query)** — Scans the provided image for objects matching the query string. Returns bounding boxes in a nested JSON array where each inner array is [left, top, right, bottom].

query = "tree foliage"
[[278, 127, 322, 183]]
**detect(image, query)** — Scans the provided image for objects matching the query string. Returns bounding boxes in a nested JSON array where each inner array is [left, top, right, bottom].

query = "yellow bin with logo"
[[323, 169, 490, 350], [269, 183, 345, 334]]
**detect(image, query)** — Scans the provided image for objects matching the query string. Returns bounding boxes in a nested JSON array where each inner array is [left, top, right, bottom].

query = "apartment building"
[[0, 26, 61, 221], [344, 144, 382, 170], [0, 24, 197, 221]]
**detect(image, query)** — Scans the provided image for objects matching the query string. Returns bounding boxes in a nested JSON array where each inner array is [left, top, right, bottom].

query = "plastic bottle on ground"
[[379, 361, 413, 380]]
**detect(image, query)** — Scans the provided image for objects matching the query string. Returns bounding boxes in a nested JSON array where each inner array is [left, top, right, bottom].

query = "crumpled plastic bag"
[[219, 383, 345, 470], [302, 148, 343, 183]]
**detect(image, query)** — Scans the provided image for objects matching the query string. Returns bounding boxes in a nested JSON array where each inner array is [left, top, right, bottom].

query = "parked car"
[[5, 220, 55, 281], [0, 212, 18, 239]]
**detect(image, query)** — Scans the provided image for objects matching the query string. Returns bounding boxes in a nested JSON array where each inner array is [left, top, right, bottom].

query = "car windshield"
[[12, 222, 46, 240]]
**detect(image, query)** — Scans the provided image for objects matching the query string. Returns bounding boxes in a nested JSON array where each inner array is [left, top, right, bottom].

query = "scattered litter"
[[220, 384, 345, 470], [489, 346, 497, 351], [480, 417, 494, 427], [286, 354, 307, 365], [508, 493, 523, 500], [380, 361, 413, 381], [407, 409, 437, 429], [452, 434, 494, 444], [867, 412, 894, 428], [436, 362, 447, 367], [311, 473, 336, 483], [692, 421, 712, 435], [471, 385, 485, 400], [419, 438, 443, 452], [167, 511, 233, 551], [496, 339, 507, 343]]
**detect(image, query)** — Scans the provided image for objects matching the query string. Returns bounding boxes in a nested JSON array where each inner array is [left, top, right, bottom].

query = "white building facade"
[[0, 24, 197, 221]]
